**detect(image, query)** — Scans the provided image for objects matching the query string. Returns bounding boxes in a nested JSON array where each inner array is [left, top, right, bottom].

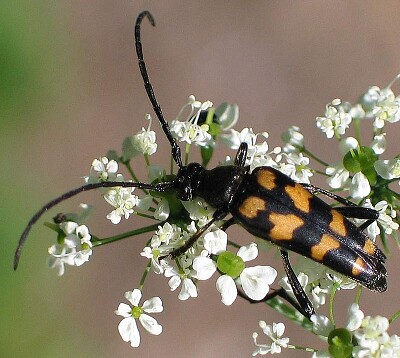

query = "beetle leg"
[[301, 183, 358, 206], [234, 142, 248, 167], [238, 287, 312, 319], [335, 206, 378, 231], [220, 217, 236, 231], [302, 183, 379, 230], [334, 206, 379, 220], [160, 208, 228, 260], [280, 250, 315, 319]]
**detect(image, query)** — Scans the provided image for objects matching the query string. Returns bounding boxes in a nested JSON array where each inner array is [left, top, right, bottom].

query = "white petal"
[[154, 198, 170, 221], [178, 278, 198, 300], [371, 134, 386, 154], [106, 210, 122, 224], [310, 314, 334, 337], [192, 256, 217, 280], [139, 314, 162, 335], [115, 303, 132, 318], [273, 322, 285, 337], [216, 275, 237, 306], [346, 303, 364, 331], [237, 242, 258, 262], [168, 276, 181, 291], [118, 317, 140, 347], [142, 297, 163, 313], [125, 289, 142, 306], [203, 230, 227, 254], [350, 172, 371, 199], [240, 266, 277, 300], [339, 137, 358, 154]]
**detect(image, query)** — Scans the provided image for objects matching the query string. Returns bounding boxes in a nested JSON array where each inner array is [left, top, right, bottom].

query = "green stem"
[[353, 118, 362, 145], [387, 187, 400, 200], [92, 222, 163, 247], [135, 212, 158, 220], [287, 344, 316, 352], [138, 260, 152, 291], [124, 161, 141, 183], [355, 286, 363, 305], [314, 169, 329, 177], [124, 161, 149, 195], [144, 154, 150, 167], [185, 143, 191, 166], [389, 309, 400, 324], [302, 148, 329, 167], [227, 240, 241, 249], [265, 297, 313, 331], [329, 283, 339, 327]]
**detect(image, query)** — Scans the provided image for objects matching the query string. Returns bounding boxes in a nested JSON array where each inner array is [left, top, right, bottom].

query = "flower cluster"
[[38, 82, 400, 357], [47, 214, 93, 276], [310, 304, 400, 357]]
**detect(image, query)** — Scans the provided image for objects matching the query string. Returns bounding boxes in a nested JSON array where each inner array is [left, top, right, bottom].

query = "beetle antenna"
[[135, 11, 183, 168], [14, 180, 174, 270]]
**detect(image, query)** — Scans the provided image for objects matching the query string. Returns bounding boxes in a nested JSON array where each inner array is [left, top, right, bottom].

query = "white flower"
[[372, 87, 400, 129], [153, 197, 170, 221], [316, 99, 352, 139], [353, 315, 392, 357], [104, 186, 139, 224], [339, 136, 359, 154], [374, 159, 400, 180], [181, 198, 214, 227], [150, 222, 182, 247], [193, 239, 277, 305], [203, 229, 228, 255], [220, 243, 277, 305], [280, 270, 328, 310], [310, 314, 334, 337], [84, 157, 122, 183], [349, 172, 371, 200], [371, 133, 387, 155], [281, 126, 304, 153], [326, 165, 351, 190], [214, 102, 239, 130], [47, 244, 76, 276], [294, 255, 357, 294], [221, 128, 269, 160], [278, 153, 313, 183], [375, 201, 399, 235], [140, 246, 171, 275], [361, 199, 399, 239], [170, 120, 212, 146], [252, 322, 289, 356], [346, 303, 364, 331], [362, 86, 381, 109], [115, 289, 163, 347], [170, 95, 213, 147], [192, 250, 218, 280], [350, 104, 366, 119], [122, 114, 157, 160], [47, 222, 93, 275], [164, 266, 198, 300]]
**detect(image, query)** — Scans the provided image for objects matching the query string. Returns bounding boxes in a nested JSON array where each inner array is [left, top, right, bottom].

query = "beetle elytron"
[[14, 11, 386, 319]]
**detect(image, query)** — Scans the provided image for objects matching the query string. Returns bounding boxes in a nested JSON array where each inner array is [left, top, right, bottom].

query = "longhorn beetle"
[[14, 11, 387, 319]]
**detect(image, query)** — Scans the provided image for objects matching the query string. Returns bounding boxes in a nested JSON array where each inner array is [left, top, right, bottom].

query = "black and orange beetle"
[[14, 11, 387, 319]]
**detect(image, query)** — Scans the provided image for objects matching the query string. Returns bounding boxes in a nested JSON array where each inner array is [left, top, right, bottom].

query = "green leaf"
[[328, 328, 353, 358], [343, 146, 378, 173], [201, 146, 214, 167]]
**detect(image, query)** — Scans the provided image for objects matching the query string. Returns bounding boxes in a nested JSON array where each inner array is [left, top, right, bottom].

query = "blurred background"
[[2, 1, 400, 357]]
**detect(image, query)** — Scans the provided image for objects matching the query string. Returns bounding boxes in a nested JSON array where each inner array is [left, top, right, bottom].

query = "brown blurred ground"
[[7, 1, 400, 357]]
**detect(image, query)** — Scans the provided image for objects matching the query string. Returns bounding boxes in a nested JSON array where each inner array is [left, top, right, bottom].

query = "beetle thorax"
[[174, 163, 205, 201]]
